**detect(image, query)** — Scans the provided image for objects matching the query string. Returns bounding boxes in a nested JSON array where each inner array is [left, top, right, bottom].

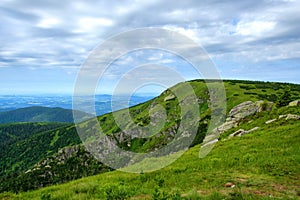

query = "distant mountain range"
[[0, 95, 154, 115], [0, 106, 92, 124]]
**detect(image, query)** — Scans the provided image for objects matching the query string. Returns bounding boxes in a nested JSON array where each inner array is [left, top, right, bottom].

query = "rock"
[[225, 182, 235, 188], [238, 127, 260, 137], [228, 101, 255, 121], [279, 115, 287, 119], [201, 138, 218, 148], [227, 101, 272, 123], [215, 121, 237, 133], [202, 100, 271, 147], [164, 94, 175, 101], [264, 102, 274, 112], [229, 127, 260, 138], [265, 119, 277, 124], [219, 101, 270, 134], [286, 114, 300, 120], [229, 129, 245, 137], [288, 100, 300, 107]]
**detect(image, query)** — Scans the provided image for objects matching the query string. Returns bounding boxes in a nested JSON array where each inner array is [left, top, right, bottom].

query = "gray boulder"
[[202, 100, 271, 147], [286, 114, 300, 120], [289, 100, 300, 107]]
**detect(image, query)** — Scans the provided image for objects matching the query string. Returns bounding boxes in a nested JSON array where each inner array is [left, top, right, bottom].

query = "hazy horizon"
[[1, 78, 299, 96]]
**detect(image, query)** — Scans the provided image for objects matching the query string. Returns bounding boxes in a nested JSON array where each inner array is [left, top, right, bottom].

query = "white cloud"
[[235, 20, 276, 37], [76, 17, 114, 33], [37, 16, 61, 28]]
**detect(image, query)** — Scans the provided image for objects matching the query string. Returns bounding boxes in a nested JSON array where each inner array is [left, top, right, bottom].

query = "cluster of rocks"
[[265, 114, 300, 125], [202, 101, 273, 147], [202, 99, 300, 146], [200, 101, 271, 157], [29, 145, 85, 172], [216, 101, 273, 134], [229, 127, 260, 137]]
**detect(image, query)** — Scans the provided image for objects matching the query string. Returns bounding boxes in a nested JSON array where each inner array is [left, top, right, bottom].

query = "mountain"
[[0, 122, 80, 179], [0, 95, 154, 115], [0, 106, 92, 124], [0, 79, 299, 199]]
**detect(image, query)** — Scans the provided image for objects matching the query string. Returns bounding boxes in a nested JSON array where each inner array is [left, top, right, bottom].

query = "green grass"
[[1, 79, 300, 198], [2, 107, 299, 199]]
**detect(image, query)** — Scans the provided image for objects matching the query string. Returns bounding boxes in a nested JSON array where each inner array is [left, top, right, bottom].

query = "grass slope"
[[0, 79, 299, 198], [2, 106, 299, 199]]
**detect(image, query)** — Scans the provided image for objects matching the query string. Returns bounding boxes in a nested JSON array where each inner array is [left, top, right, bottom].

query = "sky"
[[0, 0, 300, 95]]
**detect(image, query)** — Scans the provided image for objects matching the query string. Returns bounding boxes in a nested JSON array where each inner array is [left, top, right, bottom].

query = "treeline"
[[0, 146, 111, 193], [0, 122, 68, 146], [0, 123, 81, 177]]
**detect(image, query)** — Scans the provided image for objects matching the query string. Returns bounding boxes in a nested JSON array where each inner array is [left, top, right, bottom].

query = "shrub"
[[239, 85, 256, 90], [276, 90, 292, 107], [104, 184, 130, 200], [152, 187, 182, 200]]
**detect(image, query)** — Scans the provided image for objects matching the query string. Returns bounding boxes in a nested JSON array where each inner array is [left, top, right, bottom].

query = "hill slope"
[[0, 106, 91, 124], [2, 103, 299, 199], [0, 122, 80, 180], [0, 80, 299, 198]]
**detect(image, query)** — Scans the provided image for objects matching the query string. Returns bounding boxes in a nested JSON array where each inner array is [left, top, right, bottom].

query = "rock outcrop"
[[285, 114, 300, 120], [229, 127, 260, 137], [164, 94, 175, 101], [210, 101, 272, 136], [200, 101, 273, 157], [288, 100, 300, 107], [265, 119, 277, 124]]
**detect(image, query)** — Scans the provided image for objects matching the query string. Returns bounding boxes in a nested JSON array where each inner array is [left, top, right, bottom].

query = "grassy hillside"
[[0, 79, 299, 198], [1, 105, 299, 199], [0, 106, 91, 124]]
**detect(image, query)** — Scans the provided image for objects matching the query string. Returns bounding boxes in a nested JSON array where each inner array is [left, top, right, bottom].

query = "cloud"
[[0, 0, 299, 94], [235, 20, 276, 37]]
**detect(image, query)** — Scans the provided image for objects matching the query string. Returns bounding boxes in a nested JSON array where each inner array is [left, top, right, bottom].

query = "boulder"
[[215, 121, 237, 133], [228, 101, 255, 121], [229, 127, 260, 138], [265, 119, 277, 124], [201, 138, 218, 148], [227, 101, 272, 123], [279, 115, 287, 119], [229, 129, 244, 137], [224, 182, 235, 188], [164, 94, 175, 101], [286, 114, 300, 120], [288, 100, 300, 107], [238, 127, 259, 136]]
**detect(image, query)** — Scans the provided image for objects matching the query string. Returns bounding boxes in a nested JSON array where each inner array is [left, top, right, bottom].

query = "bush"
[[239, 85, 256, 90], [152, 187, 182, 200], [104, 184, 130, 200], [276, 90, 292, 107]]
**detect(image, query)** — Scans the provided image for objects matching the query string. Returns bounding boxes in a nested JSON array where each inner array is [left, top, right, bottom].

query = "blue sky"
[[0, 0, 300, 95]]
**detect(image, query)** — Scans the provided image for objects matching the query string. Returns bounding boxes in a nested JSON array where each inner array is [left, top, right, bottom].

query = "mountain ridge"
[[0, 106, 92, 124]]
